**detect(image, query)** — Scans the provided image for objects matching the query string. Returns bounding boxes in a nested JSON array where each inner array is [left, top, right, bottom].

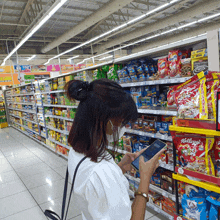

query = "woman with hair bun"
[[65, 79, 164, 220]]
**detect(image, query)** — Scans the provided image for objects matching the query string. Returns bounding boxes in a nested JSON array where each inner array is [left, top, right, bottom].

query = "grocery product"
[[174, 72, 207, 119], [175, 134, 215, 176]]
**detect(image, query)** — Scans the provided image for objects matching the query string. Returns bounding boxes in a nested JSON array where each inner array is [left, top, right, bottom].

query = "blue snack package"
[[206, 195, 220, 220], [130, 75, 138, 82], [127, 65, 137, 76], [156, 122, 162, 133], [182, 194, 208, 220], [138, 73, 146, 82], [136, 66, 144, 75]]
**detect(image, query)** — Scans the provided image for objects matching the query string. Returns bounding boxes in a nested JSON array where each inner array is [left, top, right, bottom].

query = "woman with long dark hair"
[[65, 78, 164, 220]]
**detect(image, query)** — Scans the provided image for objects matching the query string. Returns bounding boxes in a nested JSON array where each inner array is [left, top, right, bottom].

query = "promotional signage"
[[0, 66, 14, 74], [14, 65, 31, 73], [47, 65, 60, 72], [61, 64, 74, 73], [0, 74, 20, 85], [31, 65, 46, 72]]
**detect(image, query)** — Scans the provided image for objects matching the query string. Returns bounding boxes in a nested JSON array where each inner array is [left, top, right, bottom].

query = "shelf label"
[[178, 167, 184, 174]]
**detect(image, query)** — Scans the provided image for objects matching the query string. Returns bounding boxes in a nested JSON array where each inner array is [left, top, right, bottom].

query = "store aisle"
[[0, 128, 167, 220]]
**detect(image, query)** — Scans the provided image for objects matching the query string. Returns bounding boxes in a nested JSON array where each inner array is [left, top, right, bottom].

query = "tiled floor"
[[0, 127, 167, 220]]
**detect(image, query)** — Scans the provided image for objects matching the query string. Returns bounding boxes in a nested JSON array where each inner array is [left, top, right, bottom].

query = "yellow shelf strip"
[[173, 173, 220, 194], [170, 125, 220, 136]]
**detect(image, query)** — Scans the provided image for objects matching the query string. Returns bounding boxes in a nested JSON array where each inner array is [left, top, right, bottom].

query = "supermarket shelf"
[[11, 125, 68, 160], [175, 167, 220, 186], [8, 102, 35, 105], [147, 203, 174, 220], [173, 173, 220, 194], [138, 108, 177, 116], [35, 90, 65, 94], [125, 128, 172, 141], [114, 34, 206, 64], [121, 77, 192, 87], [8, 107, 36, 114], [44, 114, 74, 121], [7, 93, 34, 97], [170, 125, 220, 136], [174, 214, 187, 220], [107, 146, 128, 154], [48, 138, 70, 150], [12, 121, 39, 135], [159, 161, 174, 171], [43, 104, 78, 108], [124, 173, 176, 201], [46, 126, 69, 135], [9, 114, 38, 125]]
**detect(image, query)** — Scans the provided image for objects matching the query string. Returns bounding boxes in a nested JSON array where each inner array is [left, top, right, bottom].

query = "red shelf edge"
[[175, 167, 220, 186]]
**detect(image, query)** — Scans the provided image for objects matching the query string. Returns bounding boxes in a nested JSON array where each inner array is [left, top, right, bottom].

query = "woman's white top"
[[68, 148, 131, 220]]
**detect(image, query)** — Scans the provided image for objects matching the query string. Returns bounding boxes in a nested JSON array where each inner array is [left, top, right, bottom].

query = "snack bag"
[[205, 72, 219, 119], [206, 195, 220, 220], [175, 135, 215, 175], [174, 72, 208, 119], [168, 50, 181, 78], [182, 193, 208, 220], [158, 58, 169, 79]]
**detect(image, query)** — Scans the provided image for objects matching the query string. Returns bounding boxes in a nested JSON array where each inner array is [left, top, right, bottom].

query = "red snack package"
[[168, 50, 181, 78], [174, 71, 208, 119], [158, 58, 169, 79], [175, 135, 215, 175]]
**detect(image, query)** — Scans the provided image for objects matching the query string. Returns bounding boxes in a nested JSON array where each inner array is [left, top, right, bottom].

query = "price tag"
[[178, 167, 184, 174]]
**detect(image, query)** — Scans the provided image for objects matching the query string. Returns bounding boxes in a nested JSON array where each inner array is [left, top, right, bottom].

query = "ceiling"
[[0, 0, 220, 63]]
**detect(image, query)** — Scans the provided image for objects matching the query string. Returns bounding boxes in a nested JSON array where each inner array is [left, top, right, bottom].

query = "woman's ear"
[[106, 120, 113, 135]]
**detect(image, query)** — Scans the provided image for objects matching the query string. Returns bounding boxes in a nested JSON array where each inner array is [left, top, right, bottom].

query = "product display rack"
[[0, 98, 8, 128], [4, 33, 220, 219]]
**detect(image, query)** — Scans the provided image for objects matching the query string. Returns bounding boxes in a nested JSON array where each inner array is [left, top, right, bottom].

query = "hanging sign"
[[61, 64, 74, 73], [31, 65, 46, 72], [47, 65, 60, 72], [0, 66, 14, 74], [14, 65, 31, 73], [0, 74, 20, 85]]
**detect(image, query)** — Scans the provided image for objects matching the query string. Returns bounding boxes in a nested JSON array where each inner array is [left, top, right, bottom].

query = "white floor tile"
[[53, 165, 67, 178], [8, 156, 42, 169], [0, 161, 13, 173], [2, 206, 47, 220], [145, 206, 158, 219], [0, 191, 37, 219], [0, 179, 26, 199], [5, 149, 34, 159], [29, 179, 71, 204], [40, 196, 81, 220], [0, 170, 20, 184], [16, 162, 53, 178], [21, 169, 63, 189]]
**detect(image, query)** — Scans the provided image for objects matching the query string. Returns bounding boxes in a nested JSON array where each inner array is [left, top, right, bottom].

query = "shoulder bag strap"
[[61, 156, 87, 220]]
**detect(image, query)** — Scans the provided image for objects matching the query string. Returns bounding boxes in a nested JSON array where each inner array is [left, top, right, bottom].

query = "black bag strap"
[[44, 156, 87, 220], [62, 156, 87, 220]]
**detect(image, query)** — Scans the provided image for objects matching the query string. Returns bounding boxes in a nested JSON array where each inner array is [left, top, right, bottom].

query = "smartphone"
[[131, 139, 167, 171]]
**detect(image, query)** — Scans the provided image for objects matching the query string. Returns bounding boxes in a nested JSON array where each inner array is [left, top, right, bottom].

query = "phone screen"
[[131, 139, 167, 171]]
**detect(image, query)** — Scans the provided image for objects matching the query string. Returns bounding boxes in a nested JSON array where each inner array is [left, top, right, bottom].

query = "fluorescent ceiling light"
[[99, 55, 113, 61], [1, 0, 67, 65], [44, 61, 49, 65], [198, 12, 220, 22], [27, 55, 36, 61], [44, 0, 181, 64], [67, 55, 79, 61], [177, 21, 198, 29]]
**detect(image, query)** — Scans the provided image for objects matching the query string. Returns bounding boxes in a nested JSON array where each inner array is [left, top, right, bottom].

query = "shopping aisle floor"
[[0, 127, 167, 220]]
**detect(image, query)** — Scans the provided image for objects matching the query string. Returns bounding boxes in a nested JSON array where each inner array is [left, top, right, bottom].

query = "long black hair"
[[65, 78, 138, 162]]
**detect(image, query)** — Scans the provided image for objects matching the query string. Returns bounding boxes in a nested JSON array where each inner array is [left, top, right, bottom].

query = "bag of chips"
[[174, 71, 208, 119]]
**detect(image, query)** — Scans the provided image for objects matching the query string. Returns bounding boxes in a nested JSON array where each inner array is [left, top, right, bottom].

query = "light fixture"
[[44, 61, 49, 65], [43, 0, 182, 64], [198, 12, 220, 22], [67, 55, 79, 61], [99, 55, 113, 61], [0, 0, 68, 66], [27, 55, 36, 61]]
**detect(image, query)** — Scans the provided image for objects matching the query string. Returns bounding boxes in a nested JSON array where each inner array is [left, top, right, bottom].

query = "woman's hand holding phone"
[[139, 148, 166, 183]]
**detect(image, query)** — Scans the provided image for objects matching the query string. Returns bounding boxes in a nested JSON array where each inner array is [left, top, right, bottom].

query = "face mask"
[[106, 120, 126, 143]]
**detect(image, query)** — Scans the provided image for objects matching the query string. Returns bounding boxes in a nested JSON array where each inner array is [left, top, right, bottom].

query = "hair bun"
[[65, 80, 90, 101]]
